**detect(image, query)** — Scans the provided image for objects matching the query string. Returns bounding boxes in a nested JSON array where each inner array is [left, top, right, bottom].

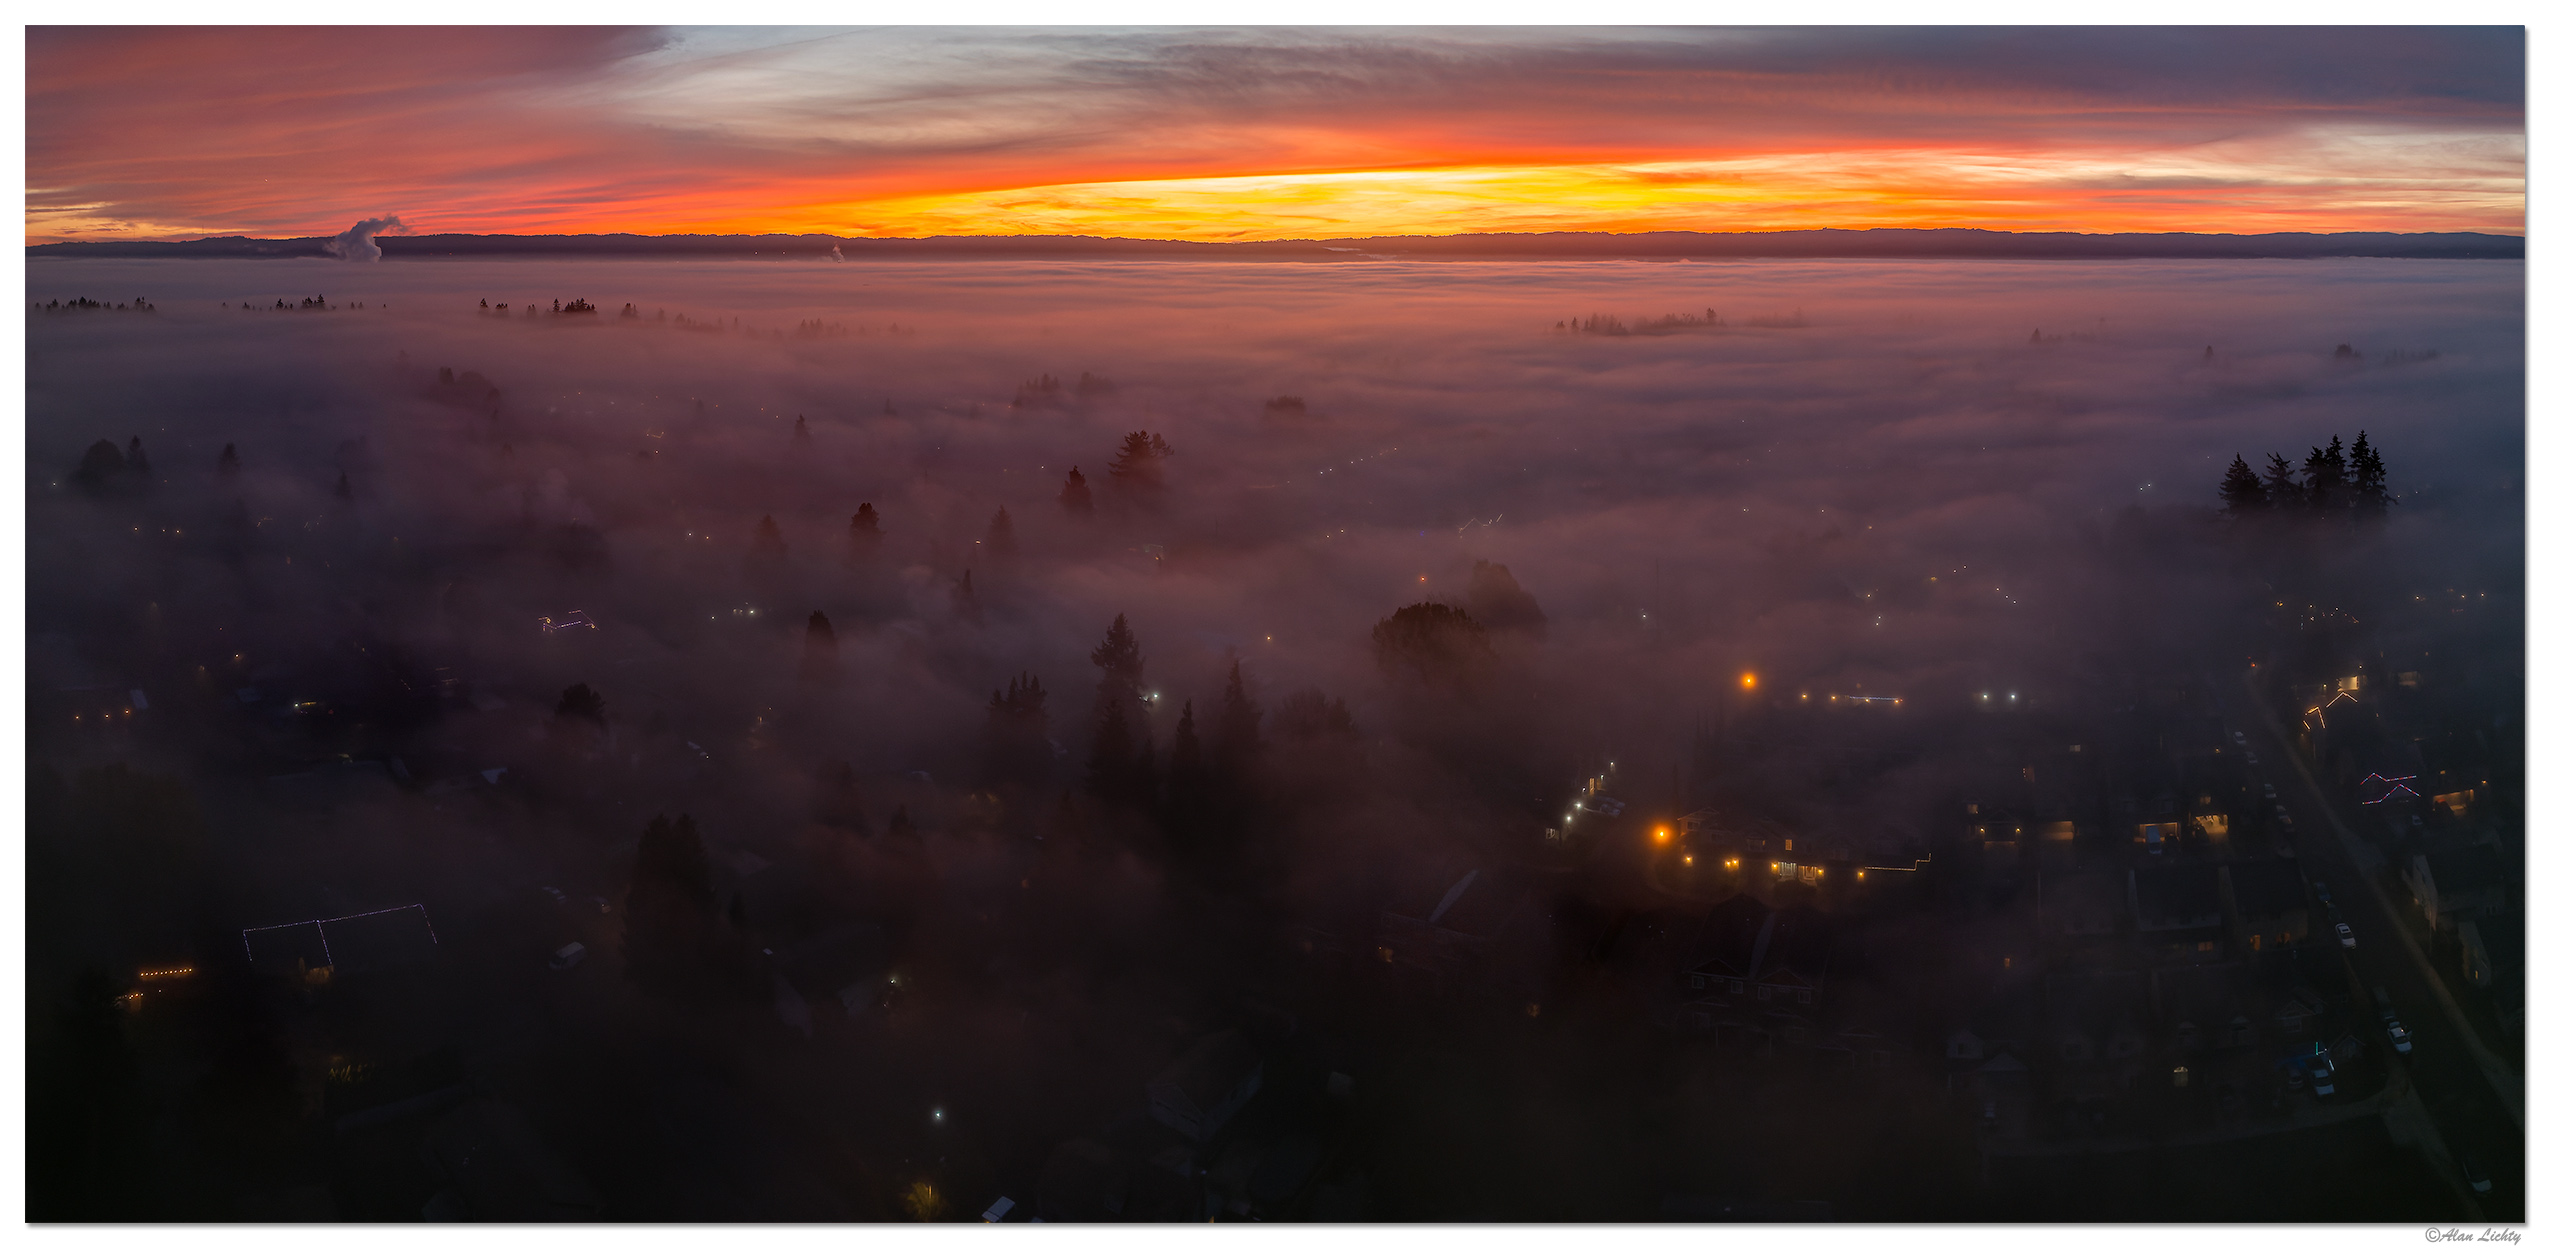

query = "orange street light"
[[1740, 672, 1757, 689]]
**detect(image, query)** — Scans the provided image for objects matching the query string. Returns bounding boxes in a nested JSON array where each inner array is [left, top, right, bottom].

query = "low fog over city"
[[27, 253, 2523, 1221]]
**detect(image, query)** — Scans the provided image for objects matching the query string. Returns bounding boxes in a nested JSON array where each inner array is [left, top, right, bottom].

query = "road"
[[2227, 671, 2524, 1223]]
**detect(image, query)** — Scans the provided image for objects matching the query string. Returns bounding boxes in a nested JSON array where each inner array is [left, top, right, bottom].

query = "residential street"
[[2230, 671, 2523, 1222]]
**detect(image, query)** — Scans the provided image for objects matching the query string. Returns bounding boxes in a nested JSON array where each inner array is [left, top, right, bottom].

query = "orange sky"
[[25, 26, 2527, 243]]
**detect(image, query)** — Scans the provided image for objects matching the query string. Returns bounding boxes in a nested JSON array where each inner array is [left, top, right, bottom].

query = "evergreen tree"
[[217, 443, 241, 478], [1210, 659, 1262, 776], [850, 503, 883, 558], [984, 672, 1051, 787], [2218, 453, 2267, 515], [1465, 560, 1548, 638], [793, 414, 810, 442], [1272, 689, 1357, 742], [1106, 431, 1174, 500], [125, 436, 150, 477], [2349, 431, 2390, 520], [801, 611, 840, 682], [985, 506, 1018, 561], [334, 470, 354, 501], [624, 813, 714, 996], [1091, 613, 1146, 709], [1058, 467, 1094, 517], [2260, 453, 2301, 510], [1085, 698, 1146, 806], [752, 514, 787, 559], [1162, 700, 1211, 844], [2303, 436, 2346, 514]]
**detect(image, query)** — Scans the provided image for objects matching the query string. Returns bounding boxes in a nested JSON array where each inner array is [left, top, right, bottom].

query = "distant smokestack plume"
[[828, 245, 845, 263], [323, 215, 406, 262]]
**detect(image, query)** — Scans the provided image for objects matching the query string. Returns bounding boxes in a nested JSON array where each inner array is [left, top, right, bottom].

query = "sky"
[[23, 25, 2528, 244]]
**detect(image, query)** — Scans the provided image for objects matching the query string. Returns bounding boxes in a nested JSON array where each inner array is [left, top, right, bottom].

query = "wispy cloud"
[[25, 26, 2526, 242]]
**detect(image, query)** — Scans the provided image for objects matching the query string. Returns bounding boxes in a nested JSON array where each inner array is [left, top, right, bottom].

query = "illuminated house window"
[[2172, 1066, 2190, 1088], [2250, 934, 2263, 952]]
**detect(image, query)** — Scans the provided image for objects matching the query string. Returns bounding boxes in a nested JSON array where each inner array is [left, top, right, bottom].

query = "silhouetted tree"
[[985, 506, 1018, 561], [624, 813, 714, 997], [752, 514, 787, 559], [124, 436, 150, 478], [2303, 436, 2346, 514], [72, 439, 125, 494], [1372, 602, 1497, 690], [793, 414, 810, 443], [556, 682, 606, 725], [850, 503, 883, 558], [1465, 561, 1547, 638], [216, 443, 241, 478], [952, 570, 982, 624], [1162, 700, 1211, 844], [2261, 453, 2301, 510], [2218, 453, 2267, 516], [1090, 614, 1148, 743], [1272, 689, 1357, 742], [801, 611, 840, 682], [334, 470, 353, 501], [984, 672, 1052, 787], [1058, 467, 1094, 517], [1106, 431, 1173, 500], [1210, 659, 1262, 778], [2349, 431, 2391, 520], [1085, 698, 1148, 807]]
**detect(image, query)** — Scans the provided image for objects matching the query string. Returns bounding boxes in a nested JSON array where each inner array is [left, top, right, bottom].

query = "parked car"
[[2387, 1021, 2413, 1055], [2233, 731, 2248, 746], [549, 941, 587, 971], [2463, 1160, 2492, 1194], [2245, 751, 2259, 766], [2314, 880, 2332, 906], [2310, 1059, 2335, 1098], [2375, 987, 2397, 1022], [2335, 922, 2357, 949]]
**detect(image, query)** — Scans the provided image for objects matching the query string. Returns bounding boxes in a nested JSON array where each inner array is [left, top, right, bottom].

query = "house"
[[1377, 864, 1557, 1001], [2407, 846, 2507, 931], [2459, 914, 2522, 991], [2149, 963, 2257, 1054], [1681, 894, 1833, 1011], [2222, 859, 2311, 954], [2043, 972, 2152, 1103], [1147, 1030, 1263, 1142], [2128, 864, 2227, 960]]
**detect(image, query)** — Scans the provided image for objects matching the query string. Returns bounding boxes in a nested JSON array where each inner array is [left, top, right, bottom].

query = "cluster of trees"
[[71, 437, 152, 495], [2218, 431, 2391, 521], [1007, 614, 1358, 860], [35, 297, 154, 314], [1013, 372, 1116, 410], [1557, 310, 1721, 336]]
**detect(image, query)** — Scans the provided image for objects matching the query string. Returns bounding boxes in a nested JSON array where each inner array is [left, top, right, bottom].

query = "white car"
[[2335, 923, 2357, 949], [2262, 784, 2277, 799], [2233, 731, 2248, 745], [2387, 1022, 2413, 1054]]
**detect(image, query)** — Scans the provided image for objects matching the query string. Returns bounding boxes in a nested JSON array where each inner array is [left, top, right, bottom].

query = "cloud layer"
[[26, 27, 2527, 242]]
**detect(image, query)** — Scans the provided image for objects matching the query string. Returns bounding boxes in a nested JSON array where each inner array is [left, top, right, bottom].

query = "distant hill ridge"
[[27, 227, 2523, 261]]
